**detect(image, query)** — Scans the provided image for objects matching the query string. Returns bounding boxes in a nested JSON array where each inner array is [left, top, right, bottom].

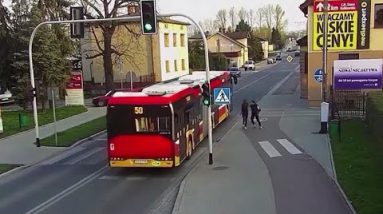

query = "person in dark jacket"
[[241, 99, 249, 129], [250, 100, 262, 129]]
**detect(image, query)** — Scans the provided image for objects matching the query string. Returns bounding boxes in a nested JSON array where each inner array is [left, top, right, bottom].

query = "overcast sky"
[[3, 0, 307, 31], [157, 0, 307, 31]]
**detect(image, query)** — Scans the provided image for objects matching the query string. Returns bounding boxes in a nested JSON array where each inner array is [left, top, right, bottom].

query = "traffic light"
[[201, 83, 210, 106], [140, 0, 157, 34], [70, 7, 84, 38]]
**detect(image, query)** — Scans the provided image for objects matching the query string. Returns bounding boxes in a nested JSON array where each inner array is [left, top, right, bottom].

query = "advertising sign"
[[313, 10, 357, 50], [333, 59, 383, 90], [65, 58, 84, 106], [313, 0, 370, 51], [357, 0, 371, 49], [66, 71, 83, 89]]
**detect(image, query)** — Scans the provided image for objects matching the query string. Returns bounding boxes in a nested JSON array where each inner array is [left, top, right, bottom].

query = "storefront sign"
[[357, 0, 371, 49]]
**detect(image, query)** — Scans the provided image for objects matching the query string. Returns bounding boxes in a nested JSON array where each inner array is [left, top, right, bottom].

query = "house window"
[[173, 33, 177, 47], [166, 60, 170, 72], [182, 59, 186, 70], [174, 60, 178, 71], [180, 34, 185, 47], [375, 4, 383, 28], [164, 33, 169, 47]]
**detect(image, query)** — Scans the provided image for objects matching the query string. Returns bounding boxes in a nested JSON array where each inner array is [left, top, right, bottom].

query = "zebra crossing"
[[257, 139, 302, 158]]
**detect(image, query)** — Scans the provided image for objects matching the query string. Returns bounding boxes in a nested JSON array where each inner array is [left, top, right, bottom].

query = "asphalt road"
[[0, 58, 297, 214]]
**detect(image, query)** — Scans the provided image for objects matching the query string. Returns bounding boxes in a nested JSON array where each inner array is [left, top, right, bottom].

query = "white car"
[[243, 60, 255, 71]]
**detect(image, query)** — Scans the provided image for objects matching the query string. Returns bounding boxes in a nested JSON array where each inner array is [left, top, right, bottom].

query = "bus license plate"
[[134, 160, 148, 164]]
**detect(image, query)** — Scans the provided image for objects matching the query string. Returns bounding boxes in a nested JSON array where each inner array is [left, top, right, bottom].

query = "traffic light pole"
[[29, 13, 214, 164]]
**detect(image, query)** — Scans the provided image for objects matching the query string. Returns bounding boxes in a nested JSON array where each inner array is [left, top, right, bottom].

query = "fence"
[[330, 88, 367, 119]]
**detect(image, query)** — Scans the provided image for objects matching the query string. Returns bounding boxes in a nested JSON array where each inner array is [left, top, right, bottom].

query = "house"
[[80, 15, 190, 93], [207, 31, 250, 67], [299, 0, 383, 106]]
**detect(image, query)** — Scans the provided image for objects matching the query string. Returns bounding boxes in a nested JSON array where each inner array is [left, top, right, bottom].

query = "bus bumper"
[[109, 159, 174, 168]]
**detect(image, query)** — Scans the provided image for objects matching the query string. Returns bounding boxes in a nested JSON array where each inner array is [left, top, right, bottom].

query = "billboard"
[[313, 0, 370, 51], [65, 59, 84, 106], [333, 59, 383, 90]]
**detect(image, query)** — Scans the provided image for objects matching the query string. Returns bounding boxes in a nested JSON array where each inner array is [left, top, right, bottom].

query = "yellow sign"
[[313, 11, 357, 50]]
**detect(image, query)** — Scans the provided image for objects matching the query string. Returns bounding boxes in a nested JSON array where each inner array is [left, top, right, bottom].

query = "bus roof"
[[108, 71, 230, 105]]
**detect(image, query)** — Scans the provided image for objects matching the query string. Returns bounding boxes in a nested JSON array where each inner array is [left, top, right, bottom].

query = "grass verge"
[[331, 120, 383, 214], [0, 164, 20, 175], [41, 116, 106, 147], [0, 105, 87, 138]]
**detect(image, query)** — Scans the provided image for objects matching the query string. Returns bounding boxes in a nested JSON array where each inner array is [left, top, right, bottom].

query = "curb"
[[0, 165, 28, 179], [70, 130, 107, 148], [327, 135, 358, 214], [171, 179, 187, 214]]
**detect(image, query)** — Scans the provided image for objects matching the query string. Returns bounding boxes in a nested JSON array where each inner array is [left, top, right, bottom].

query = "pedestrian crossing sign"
[[213, 88, 231, 105]]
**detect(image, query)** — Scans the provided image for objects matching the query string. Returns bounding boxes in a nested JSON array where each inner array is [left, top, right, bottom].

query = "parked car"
[[228, 67, 241, 77], [276, 55, 282, 61], [267, 58, 276, 64], [294, 51, 300, 57], [243, 60, 255, 71], [0, 90, 15, 105], [92, 90, 115, 107]]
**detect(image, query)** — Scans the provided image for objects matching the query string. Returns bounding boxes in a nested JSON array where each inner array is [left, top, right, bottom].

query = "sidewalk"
[[173, 68, 337, 213], [0, 107, 106, 165], [173, 121, 277, 214]]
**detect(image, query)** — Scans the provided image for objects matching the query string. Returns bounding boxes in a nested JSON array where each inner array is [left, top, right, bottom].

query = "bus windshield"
[[107, 105, 171, 137]]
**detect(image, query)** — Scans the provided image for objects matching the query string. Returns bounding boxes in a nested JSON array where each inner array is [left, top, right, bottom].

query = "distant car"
[[267, 58, 276, 64], [243, 60, 255, 71], [276, 55, 282, 61], [92, 90, 115, 107], [0, 90, 15, 105], [294, 51, 300, 57], [228, 67, 241, 78]]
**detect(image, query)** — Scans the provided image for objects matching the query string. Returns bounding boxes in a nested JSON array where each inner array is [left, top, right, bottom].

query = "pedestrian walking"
[[241, 99, 249, 129], [250, 100, 262, 129]]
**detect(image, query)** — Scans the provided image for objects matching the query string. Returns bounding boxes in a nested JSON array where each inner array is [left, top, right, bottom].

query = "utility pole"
[[322, 0, 328, 102]]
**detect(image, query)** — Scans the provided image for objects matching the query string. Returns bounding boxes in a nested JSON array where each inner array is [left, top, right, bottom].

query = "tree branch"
[[91, 26, 104, 52], [82, 0, 104, 19], [86, 53, 103, 59]]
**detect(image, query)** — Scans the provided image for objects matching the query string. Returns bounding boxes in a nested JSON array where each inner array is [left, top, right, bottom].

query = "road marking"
[[234, 72, 274, 94], [277, 139, 302, 155], [26, 165, 108, 214], [39, 146, 85, 165], [258, 141, 281, 158], [65, 147, 104, 165]]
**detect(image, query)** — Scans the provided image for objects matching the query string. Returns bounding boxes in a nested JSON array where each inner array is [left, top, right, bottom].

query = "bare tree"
[[255, 8, 263, 29], [238, 7, 247, 21], [199, 18, 217, 34], [274, 4, 287, 31], [80, 0, 143, 90], [264, 4, 275, 30], [215, 9, 227, 31], [229, 7, 236, 30], [248, 9, 255, 27]]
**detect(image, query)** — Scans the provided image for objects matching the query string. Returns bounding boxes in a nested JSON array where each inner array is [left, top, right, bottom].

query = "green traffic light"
[[145, 23, 153, 31], [203, 99, 210, 106]]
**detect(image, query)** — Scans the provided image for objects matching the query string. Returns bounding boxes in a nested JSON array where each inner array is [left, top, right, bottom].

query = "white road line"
[[39, 146, 85, 165], [26, 165, 108, 214], [277, 139, 302, 155], [234, 72, 274, 94], [258, 141, 281, 158], [66, 147, 104, 165]]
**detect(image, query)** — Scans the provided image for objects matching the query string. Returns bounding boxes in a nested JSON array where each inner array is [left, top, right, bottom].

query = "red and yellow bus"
[[107, 71, 232, 168]]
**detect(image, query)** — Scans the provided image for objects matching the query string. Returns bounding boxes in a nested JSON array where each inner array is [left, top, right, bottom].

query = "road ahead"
[[0, 57, 304, 214]]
